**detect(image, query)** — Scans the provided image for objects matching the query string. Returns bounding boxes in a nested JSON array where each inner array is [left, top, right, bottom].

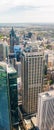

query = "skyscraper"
[[10, 27, 19, 53], [0, 62, 18, 130], [38, 91, 54, 130], [21, 46, 44, 114]]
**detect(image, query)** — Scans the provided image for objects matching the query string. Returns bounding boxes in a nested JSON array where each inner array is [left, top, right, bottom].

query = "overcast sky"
[[0, 0, 54, 23]]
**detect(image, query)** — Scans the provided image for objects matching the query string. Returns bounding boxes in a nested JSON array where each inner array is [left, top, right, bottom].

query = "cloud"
[[0, 0, 54, 12], [6, 5, 41, 13], [6, 0, 54, 7], [0, 0, 54, 23]]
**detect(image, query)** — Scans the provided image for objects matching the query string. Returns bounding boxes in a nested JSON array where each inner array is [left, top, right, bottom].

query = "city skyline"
[[0, 19, 54, 130], [0, 0, 54, 23]]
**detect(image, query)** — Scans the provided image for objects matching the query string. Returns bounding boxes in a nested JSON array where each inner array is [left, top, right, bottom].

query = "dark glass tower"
[[10, 27, 19, 53], [10, 27, 15, 53], [0, 62, 18, 130]]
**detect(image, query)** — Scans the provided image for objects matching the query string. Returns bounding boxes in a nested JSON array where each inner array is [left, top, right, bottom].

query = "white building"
[[38, 90, 54, 130]]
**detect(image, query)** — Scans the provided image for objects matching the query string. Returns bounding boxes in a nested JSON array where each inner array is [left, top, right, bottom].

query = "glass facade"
[[0, 69, 10, 130], [0, 64, 18, 130], [8, 73, 18, 125]]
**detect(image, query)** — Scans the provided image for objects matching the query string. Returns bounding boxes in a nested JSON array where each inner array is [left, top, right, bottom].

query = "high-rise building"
[[21, 46, 44, 114], [0, 41, 9, 61], [10, 27, 19, 53], [38, 91, 54, 130], [0, 62, 18, 130]]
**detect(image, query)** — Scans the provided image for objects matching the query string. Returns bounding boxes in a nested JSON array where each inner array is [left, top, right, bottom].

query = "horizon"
[[0, 22, 54, 25]]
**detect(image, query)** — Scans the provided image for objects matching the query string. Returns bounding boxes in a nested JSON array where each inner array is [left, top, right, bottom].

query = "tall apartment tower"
[[0, 62, 18, 130], [21, 46, 44, 114], [38, 91, 54, 130]]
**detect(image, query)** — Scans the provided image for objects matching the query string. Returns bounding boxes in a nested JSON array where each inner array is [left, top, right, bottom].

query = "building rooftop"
[[24, 45, 44, 53], [23, 50, 44, 57], [23, 119, 33, 130], [0, 62, 16, 73], [0, 40, 8, 46], [31, 117, 38, 127], [49, 84, 54, 90], [22, 45, 44, 57], [0, 62, 7, 72], [39, 90, 54, 100], [7, 65, 17, 73]]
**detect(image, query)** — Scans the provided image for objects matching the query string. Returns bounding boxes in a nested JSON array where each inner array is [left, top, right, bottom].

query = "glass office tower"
[[0, 62, 18, 130]]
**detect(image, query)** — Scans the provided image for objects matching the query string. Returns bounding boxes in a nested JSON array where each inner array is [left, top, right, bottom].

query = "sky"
[[0, 0, 54, 23]]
